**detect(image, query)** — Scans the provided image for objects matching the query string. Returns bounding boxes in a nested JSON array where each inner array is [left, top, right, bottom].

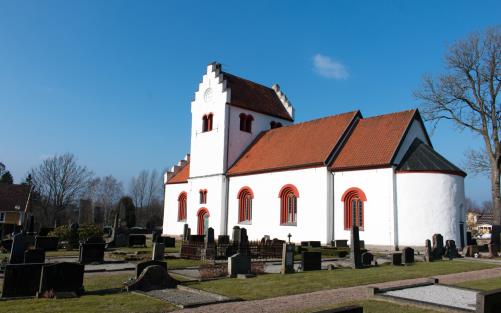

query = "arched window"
[[239, 113, 254, 133], [237, 187, 254, 223], [279, 184, 299, 225], [202, 114, 213, 132], [246, 115, 254, 132], [178, 192, 187, 221], [342, 187, 367, 230], [199, 189, 207, 204], [197, 207, 209, 235]]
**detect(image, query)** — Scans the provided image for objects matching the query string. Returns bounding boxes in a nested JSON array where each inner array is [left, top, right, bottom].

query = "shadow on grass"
[[85, 287, 123, 296]]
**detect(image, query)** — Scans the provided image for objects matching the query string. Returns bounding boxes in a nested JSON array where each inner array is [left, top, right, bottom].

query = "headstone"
[[402, 247, 414, 264], [444, 240, 461, 259], [490, 225, 501, 246], [311, 305, 363, 313], [162, 236, 175, 248], [350, 225, 362, 269], [35, 236, 59, 251], [228, 253, 251, 277], [361, 252, 373, 267], [301, 251, 321, 271], [424, 239, 433, 262], [182, 224, 189, 241], [152, 242, 165, 261], [238, 228, 249, 254], [24, 249, 45, 263], [1, 263, 43, 297], [218, 235, 230, 244], [392, 252, 402, 265], [126, 265, 178, 291], [432, 233, 444, 260], [476, 288, 501, 313], [9, 232, 28, 264], [307, 241, 321, 248], [79, 242, 105, 264], [152, 230, 162, 243], [38, 262, 84, 298], [128, 234, 146, 247], [232, 226, 241, 242], [281, 243, 295, 274], [69, 223, 79, 249], [466, 231, 473, 246], [205, 227, 215, 246], [333, 240, 349, 248], [136, 260, 167, 279], [463, 245, 480, 257]]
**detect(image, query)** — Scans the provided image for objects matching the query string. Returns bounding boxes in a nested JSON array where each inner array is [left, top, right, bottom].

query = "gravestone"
[[350, 225, 362, 269], [466, 231, 473, 246], [35, 236, 59, 251], [333, 240, 349, 248], [126, 265, 178, 291], [361, 252, 374, 267], [392, 252, 402, 265], [136, 260, 167, 278], [359, 240, 365, 250], [228, 253, 251, 277], [9, 232, 29, 264], [37, 262, 84, 297], [302, 251, 321, 271], [24, 249, 45, 263], [69, 223, 79, 249], [152, 230, 161, 243], [128, 234, 146, 247], [238, 228, 249, 254], [444, 240, 461, 259], [490, 225, 501, 246], [182, 224, 189, 241], [312, 306, 363, 313], [232, 226, 241, 242], [424, 239, 433, 262], [218, 235, 230, 244], [402, 247, 414, 264], [281, 243, 295, 274], [432, 233, 444, 260], [476, 288, 501, 313], [1, 263, 43, 297], [463, 245, 479, 257], [79, 242, 105, 264], [301, 241, 321, 248], [152, 242, 165, 261], [205, 227, 215, 246], [162, 236, 175, 248], [202, 227, 216, 259]]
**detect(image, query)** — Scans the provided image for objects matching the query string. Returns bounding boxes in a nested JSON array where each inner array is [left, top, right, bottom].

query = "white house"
[[163, 62, 467, 249]]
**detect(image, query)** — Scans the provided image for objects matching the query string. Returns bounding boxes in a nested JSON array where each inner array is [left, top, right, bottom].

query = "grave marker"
[[24, 249, 45, 264], [1, 263, 43, 297], [152, 242, 165, 261], [38, 262, 84, 298], [228, 253, 251, 277], [9, 232, 29, 264], [402, 247, 415, 264], [281, 243, 295, 274], [350, 225, 362, 269], [302, 251, 321, 271]]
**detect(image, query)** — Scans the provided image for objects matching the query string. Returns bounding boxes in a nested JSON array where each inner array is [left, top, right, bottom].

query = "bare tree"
[[30, 153, 94, 225], [415, 26, 501, 225], [129, 169, 163, 227], [94, 176, 124, 225]]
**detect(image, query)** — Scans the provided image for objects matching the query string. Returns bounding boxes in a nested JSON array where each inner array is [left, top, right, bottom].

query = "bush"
[[78, 224, 104, 241], [48, 225, 70, 241]]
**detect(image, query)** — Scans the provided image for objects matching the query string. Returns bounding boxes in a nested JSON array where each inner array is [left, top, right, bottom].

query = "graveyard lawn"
[[0, 272, 176, 313], [299, 299, 442, 313], [451, 276, 501, 291], [188, 260, 500, 300]]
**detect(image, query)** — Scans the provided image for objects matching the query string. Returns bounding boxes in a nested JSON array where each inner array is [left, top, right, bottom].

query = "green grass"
[[451, 276, 501, 291], [298, 299, 441, 313], [167, 258, 207, 269], [0, 272, 176, 313], [188, 260, 499, 300]]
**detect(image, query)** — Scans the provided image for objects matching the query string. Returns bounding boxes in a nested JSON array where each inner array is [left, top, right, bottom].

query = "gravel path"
[[178, 267, 501, 313]]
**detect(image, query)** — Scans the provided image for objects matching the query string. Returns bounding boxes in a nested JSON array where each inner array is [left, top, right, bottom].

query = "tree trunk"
[[492, 165, 501, 225]]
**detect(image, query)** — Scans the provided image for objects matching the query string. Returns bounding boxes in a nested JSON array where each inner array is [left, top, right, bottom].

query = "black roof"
[[397, 139, 466, 176]]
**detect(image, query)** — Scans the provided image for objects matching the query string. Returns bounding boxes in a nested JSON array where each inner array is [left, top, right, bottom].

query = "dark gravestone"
[[359, 240, 365, 250], [228, 253, 251, 277], [69, 223, 79, 249], [361, 252, 373, 267], [162, 236, 175, 248], [334, 240, 349, 248], [79, 243, 105, 264], [466, 231, 473, 246], [232, 226, 241, 242], [205, 227, 215, 245], [126, 265, 178, 291], [218, 235, 230, 244], [128, 234, 146, 247], [182, 224, 189, 241], [424, 239, 433, 262], [24, 249, 45, 263], [281, 243, 295, 274], [312, 305, 363, 313], [476, 288, 501, 313], [35, 236, 59, 251], [1, 263, 43, 297], [152, 230, 162, 243], [239, 228, 248, 245], [302, 251, 321, 271], [136, 260, 167, 279], [301, 241, 309, 247], [444, 240, 461, 259], [392, 252, 402, 265], [38, 262, 84, 297], [459, 222, 465, 248], [9, 232, 29, 264], [490, 225, 501, 246], [402, 247, 415, 264], [1, 239, 13, 252], [152, 242, 165, 261], [309, 241, 321, 248], [38, 227, 54, 237], [432, 233, 444, 260], [350, 225, 362, 269]]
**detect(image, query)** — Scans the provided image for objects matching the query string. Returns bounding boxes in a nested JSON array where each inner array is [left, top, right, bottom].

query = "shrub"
[[48, 225, 70, 241], [78, 224, 104, 241]]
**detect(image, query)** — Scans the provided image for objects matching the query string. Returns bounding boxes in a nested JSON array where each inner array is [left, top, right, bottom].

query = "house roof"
[[0, 183, 31, 212], [477, 212, 493, 225], [222, 72, 293, 121], [166, 162, 190, 184], [227, 111, 360, 176], [330, 110, 419, 171], [397, 138, 466, 176]]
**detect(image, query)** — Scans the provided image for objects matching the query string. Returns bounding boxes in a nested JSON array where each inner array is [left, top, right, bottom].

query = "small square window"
[[0, 212, 5, 222]]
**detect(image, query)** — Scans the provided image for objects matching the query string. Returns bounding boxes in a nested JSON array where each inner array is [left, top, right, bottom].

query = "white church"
[[162, 62, 467, 249]]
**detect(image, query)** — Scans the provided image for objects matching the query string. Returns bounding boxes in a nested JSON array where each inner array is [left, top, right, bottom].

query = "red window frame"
[[202, 113, 213, 132], [199, 189, 207, 204], [279, 184, 299, 225], [237, 187, 254, 223], [177, 192, 187, 222], [342, 187, 367, 230]]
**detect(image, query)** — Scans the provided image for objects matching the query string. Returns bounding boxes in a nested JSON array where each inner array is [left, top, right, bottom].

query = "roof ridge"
[[221, 71, 275, 92], [272, 110, 359, 131], [361, 109, 417, 120]]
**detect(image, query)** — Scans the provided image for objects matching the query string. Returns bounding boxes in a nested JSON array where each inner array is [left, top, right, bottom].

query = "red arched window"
[[178, 192, 187, 221], [197, 207, 209, 235], [279, 184, 299, 225], [239, 113, 254, 133], [199, 189, 207, 204], [207, 113, 213, 131], [342, 187, 367, 230], [237, 187, 253, 223]]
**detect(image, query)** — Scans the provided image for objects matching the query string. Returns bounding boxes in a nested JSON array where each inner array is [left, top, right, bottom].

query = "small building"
[[476, 212, 493, 235], [0, 183, 32, 237]]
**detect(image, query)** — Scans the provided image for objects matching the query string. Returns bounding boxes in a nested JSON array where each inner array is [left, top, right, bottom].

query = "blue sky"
[[0, 1, 499, 203]]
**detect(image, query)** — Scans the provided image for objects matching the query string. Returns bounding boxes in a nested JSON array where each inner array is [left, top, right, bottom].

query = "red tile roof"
[[0, 183, 31, 212], [330, 110, 418, 171], [166, 162, 190, 184], [227, 111, 360, 176], [223, 72, 293, 121]]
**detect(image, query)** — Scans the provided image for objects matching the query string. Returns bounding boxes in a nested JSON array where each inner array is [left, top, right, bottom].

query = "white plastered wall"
[[163, 182, 189, 236], [396, 172, 465, 246], [332, 168, 396, 247], [393, 119, 430, 164], [228, 167, 328, 243]]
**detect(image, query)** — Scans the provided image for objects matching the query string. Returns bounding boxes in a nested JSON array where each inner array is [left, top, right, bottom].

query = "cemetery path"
[[178, 267, 501, 313]]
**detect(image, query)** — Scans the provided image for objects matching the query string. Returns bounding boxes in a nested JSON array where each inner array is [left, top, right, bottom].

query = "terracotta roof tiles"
[[166, 162, 190, 184], [0, 183, 31, 212]]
